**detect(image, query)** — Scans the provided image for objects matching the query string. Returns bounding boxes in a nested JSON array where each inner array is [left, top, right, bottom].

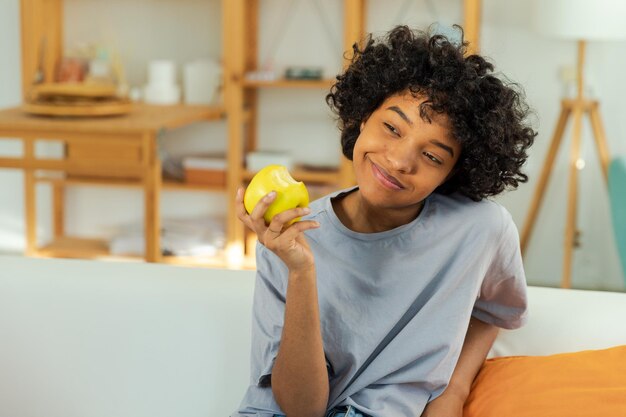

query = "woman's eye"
[[384, 122, 399, 136], [424, 152, 442, 165]]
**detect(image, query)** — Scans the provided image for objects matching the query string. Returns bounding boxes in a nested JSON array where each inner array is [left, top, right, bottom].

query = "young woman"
[[232, 25, 536, 417]]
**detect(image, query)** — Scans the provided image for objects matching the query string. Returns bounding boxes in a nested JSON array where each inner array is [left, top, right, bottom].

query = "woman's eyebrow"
[[386, 106, 455, 157], [386, 106, 413, 126], [430, 140, 455, 158]]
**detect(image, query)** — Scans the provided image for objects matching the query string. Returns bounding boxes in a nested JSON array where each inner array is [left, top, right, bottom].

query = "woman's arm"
[[236, 189, 328, 417], [272, 266, 329, 417], [422, 316, 499, 417]]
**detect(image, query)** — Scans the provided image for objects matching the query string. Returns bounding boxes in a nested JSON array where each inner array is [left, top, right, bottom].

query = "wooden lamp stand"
[[520, 40, 611, 289]]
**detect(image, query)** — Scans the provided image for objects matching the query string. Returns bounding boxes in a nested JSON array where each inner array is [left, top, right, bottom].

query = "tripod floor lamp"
[[523, 0, 626, 288]]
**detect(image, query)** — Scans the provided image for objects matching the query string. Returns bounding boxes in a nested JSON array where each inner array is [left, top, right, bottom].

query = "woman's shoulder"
[[431, 191, 507, 212], [429, 192, 514, 235]]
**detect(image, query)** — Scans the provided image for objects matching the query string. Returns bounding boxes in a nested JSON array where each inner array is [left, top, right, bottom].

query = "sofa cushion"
[[464, 345, 626, 417]]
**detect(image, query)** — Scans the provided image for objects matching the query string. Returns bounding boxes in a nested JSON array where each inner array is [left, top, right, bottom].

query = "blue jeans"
[[274, 405, 368, 417]]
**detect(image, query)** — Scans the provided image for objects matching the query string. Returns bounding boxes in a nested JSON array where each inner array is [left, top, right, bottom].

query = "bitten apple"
[[244, 165, 310, 224]]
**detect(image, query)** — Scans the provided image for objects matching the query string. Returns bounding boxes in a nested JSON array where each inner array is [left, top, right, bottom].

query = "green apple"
[[244, 164, 309, 224]]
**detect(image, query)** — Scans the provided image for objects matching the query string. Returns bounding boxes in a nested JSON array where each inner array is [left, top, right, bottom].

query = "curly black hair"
[[326, 25, 536, 201]]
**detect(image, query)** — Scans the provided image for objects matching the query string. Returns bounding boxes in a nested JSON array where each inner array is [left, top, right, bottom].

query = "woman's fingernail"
[[266, 191, 276, 200], [302, 208, 311, 214]]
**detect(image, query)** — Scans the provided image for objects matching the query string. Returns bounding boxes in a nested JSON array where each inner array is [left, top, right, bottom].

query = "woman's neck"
[[332, 189, 424, 233]]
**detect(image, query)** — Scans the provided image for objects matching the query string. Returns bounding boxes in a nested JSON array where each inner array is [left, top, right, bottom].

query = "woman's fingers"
[[235, 187, 276, 234], [265, 207, 311, 236], [235, 188, 248, 221], [250, 191, 276, 226], [235, 188, 257, 230], [264, 219, 319, 257], [263, 206, 311, 245], [276, 220, 320, 242]]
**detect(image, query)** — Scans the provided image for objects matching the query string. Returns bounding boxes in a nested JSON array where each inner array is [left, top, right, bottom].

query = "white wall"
[[0, 0, 24, 252], [0, 0, 624, 291]]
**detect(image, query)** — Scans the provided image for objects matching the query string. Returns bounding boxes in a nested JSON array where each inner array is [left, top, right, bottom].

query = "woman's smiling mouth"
[[370, 160, 404, 190]]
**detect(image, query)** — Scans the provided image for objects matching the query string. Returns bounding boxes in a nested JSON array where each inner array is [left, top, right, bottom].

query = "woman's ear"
[[360, 121, 364, 132]]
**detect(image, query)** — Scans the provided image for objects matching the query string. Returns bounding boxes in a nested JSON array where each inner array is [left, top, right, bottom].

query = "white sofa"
[[1, 255, 625, 417]]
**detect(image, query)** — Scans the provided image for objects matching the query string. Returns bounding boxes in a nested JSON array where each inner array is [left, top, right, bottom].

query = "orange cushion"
[[464, 345, 626, 417]]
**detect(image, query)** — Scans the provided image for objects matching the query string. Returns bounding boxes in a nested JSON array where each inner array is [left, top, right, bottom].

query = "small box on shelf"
[[284, 66, 324, 80], [183, 154, 227, 187]]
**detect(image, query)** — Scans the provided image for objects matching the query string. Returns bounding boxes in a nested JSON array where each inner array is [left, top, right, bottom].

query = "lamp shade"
[[532, 0, 626, 41]]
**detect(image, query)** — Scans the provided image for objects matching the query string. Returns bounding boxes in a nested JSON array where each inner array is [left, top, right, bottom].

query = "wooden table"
[[0, 103, 225, 262]]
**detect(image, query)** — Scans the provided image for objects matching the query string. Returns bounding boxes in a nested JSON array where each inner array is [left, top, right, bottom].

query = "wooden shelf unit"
[[11, 0, 233, 265]]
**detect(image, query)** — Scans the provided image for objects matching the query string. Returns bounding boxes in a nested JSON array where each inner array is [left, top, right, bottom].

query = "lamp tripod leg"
[[521, 104, 571, 255], [562, 104, 584, 289], [589, 102, 611, 182]]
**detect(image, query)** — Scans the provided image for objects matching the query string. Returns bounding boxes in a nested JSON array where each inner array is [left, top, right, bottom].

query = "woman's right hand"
[[235, 187, 320, 270]]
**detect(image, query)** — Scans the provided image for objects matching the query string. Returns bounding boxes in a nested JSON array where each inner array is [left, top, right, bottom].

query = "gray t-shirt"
[[233, 188, 527, 417]]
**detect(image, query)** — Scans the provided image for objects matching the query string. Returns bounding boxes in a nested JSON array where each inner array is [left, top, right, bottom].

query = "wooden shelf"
[[242, 78, 335, 89], [37, 236, 110, 259], [34, 174, 225, 193], [0, 104, 226, 137], [242, 166, 340, 184], [36, 236, 256, 270]]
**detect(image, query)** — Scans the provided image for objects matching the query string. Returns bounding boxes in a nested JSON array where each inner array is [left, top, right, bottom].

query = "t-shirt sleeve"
[[249, 242, 288, 387], [472, 206, 528, 330]]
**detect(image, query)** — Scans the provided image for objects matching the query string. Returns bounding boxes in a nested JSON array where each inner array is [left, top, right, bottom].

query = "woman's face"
[[353, 91, 461, 211]]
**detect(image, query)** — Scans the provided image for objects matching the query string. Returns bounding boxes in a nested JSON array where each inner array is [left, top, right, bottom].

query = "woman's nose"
[[386, 141, 416, 174]]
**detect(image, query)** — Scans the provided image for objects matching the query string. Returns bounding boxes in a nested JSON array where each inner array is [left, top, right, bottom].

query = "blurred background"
[[0, 0, 625, 291]]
